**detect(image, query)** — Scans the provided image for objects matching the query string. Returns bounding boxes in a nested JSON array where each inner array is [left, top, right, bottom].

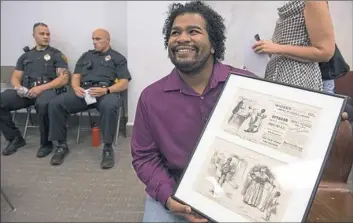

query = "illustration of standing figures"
[[242, 166, 275, 207], [218, 157, 233, 187], [261, 191, 281, 221], [244, 109, 267, 133]]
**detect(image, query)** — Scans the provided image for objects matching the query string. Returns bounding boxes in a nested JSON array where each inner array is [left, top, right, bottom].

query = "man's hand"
[[252, 40, 281, 55], [166, 197, 208, 223], [73, 87, 86, 98], [14, 86, 28, 98], [89, 87, 107, 97], [341, 112, 348, 121], [25, 86, 44, 98]]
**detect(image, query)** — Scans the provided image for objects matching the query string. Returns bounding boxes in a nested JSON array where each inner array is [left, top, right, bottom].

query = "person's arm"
[[71, 53, 86, 89], [131, 93, 176, 206], [39, 51, 70, 91], [108, 56, 131, 93], [11, 54, 26, 88], [277, 1, 335, 62]]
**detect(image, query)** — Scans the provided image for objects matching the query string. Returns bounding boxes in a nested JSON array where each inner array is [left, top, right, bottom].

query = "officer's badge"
[[44, 54, 51, 61], [105, 55, 111, 61]]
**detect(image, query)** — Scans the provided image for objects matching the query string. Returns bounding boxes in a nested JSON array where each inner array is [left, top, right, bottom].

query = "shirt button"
[[200, 96, 204, 100]]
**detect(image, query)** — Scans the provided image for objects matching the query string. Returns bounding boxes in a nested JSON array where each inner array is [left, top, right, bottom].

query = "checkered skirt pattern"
[[265, 1, 323, 91]]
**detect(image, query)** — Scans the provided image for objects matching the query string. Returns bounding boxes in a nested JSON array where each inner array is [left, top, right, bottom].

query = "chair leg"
[[114, 107, 122, 146], [23, 109, 31, 139], [76, 112, 82, 144], [12, 110, 17, 122], [1, 188, 16, 211]]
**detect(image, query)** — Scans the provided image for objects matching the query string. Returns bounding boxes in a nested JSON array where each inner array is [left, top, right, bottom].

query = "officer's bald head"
[[92, 28, 110, 52]]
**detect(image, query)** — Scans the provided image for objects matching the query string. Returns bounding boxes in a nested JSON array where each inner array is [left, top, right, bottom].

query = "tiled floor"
[[1, 127, 145, 222]]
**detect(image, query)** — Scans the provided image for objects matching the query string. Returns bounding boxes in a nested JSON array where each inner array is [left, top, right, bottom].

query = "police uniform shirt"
[[74, 48, 132, 84], [16, 46, 68, 79]]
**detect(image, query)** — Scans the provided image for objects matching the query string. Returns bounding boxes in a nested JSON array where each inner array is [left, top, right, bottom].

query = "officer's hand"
[[89, 87, 107, 97], [74, 87, 86, 98], [166, 197, 208, 223], [26, 86, 44, 98]]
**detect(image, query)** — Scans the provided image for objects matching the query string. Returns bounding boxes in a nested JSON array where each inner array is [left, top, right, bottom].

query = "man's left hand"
[[89, 87, 107, 97], [341, 112, 348, 121], [252, 40, 281, 54], [26, 86, 45, 98]]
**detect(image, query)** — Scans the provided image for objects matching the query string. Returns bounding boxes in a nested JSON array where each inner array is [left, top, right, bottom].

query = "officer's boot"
[[50, 141, 69, 166], [36, 142, 53, 158], [2, 136, 26, 156], [101, 143, 115, 169]]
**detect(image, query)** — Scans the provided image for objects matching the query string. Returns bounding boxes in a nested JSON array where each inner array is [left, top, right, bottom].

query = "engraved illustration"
[[222, 88, 321, 158], [193, 138, 290, 222]]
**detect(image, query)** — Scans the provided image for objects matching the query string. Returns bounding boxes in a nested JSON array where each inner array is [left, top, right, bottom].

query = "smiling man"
[[130, 1, 252, 222]]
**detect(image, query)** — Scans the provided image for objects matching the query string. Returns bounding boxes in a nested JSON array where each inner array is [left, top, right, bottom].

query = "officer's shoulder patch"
[[61, 54, 68, 63]]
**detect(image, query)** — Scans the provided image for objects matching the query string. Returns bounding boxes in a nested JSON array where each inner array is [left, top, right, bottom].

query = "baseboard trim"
[[126, 122, 134, 137]]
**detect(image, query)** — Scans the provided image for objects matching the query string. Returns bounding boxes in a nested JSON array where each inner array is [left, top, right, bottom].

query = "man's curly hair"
[[162, 1, 226, 62]]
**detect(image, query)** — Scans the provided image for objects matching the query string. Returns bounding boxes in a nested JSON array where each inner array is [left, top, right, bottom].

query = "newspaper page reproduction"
[[222, 88, 322, 158]]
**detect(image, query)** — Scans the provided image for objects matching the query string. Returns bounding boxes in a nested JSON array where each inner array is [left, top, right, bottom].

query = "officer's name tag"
[[84, 89, 97, 105]]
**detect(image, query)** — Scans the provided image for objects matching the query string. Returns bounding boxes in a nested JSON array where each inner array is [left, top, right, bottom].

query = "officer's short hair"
[[33, 22, 48, 32]]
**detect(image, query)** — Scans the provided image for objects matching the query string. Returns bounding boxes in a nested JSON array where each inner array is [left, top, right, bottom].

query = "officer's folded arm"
[[37, 67, 70, 91], [10, 70, 24, 89], [107, 78, 129, 93]]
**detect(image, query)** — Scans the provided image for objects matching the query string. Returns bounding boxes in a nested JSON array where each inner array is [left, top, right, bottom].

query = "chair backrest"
[[0, 66, 15, 84], [321, 120, 353, 183], [335, 71, 353, 105]]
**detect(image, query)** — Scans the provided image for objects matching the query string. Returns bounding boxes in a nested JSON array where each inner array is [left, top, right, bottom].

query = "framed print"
[[172, 72, 348, 222]]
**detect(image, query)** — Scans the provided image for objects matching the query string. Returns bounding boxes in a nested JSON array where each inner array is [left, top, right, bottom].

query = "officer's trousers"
[[0, 89, 57, 145], [48, 88, 121, 144]]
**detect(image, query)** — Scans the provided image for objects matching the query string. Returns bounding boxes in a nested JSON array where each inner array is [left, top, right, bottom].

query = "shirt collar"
[[164, 62, 230, 92]]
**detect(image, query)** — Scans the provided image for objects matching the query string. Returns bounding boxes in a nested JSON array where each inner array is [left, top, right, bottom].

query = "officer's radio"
[[85, 60, 93, 69], [23, 46, 30, 52]]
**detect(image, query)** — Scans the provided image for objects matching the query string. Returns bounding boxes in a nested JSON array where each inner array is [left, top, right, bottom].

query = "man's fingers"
[[172, 202, 192, 213], [341, 112, 348, 121]]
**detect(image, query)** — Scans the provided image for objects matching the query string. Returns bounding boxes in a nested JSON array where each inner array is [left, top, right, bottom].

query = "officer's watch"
[[106, 88, 111, 94]]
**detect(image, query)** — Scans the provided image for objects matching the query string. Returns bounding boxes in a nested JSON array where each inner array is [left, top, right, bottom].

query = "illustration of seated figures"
[[241, 165, 276, 209]]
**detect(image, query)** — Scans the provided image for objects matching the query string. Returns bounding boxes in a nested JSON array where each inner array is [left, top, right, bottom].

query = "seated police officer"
[[48, 28, 131, 169], [0, 22, 69, 157]]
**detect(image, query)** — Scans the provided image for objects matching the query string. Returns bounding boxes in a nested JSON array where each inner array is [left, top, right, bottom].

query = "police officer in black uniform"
[[48, 28, 131, 169], [0, 22, 69, 157]]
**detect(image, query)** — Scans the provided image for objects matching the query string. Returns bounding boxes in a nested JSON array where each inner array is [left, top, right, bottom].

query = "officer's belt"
[[21, 76, 54, 89], [81, 81, 112, 89]]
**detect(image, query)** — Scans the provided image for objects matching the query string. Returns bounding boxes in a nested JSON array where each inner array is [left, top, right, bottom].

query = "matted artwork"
[[173, 72, 347, 222]]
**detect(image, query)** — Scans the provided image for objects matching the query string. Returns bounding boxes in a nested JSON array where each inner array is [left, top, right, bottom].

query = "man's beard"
[[168, 48, 211, 76]]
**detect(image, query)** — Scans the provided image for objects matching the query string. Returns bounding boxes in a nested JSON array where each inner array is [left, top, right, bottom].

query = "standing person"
[[48, 28, 131, 169], [131, 1, 253, 222], [252, 1, 335, 91], [0, 22, 69, 157]]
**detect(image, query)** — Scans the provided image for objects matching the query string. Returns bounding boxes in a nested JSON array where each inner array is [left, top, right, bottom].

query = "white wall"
[[1, 1, 127, 73], [1, 1, 352, 125]]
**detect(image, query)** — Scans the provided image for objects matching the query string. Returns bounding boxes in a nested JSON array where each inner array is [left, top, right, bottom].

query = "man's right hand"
[[166, 197, 208, 223], [73, 87, 85, 98], [14, 86, 28, 98]]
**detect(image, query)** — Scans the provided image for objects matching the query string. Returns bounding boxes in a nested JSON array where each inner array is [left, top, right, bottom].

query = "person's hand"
[[26, 86, 44, 98], [166, 197, 208, 223], [252, 40, 281, 55], [73, 87, 86, 98], [89, 87, 108, 97], [15, 86, 28, 98], [341, 112, 348, 121]]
